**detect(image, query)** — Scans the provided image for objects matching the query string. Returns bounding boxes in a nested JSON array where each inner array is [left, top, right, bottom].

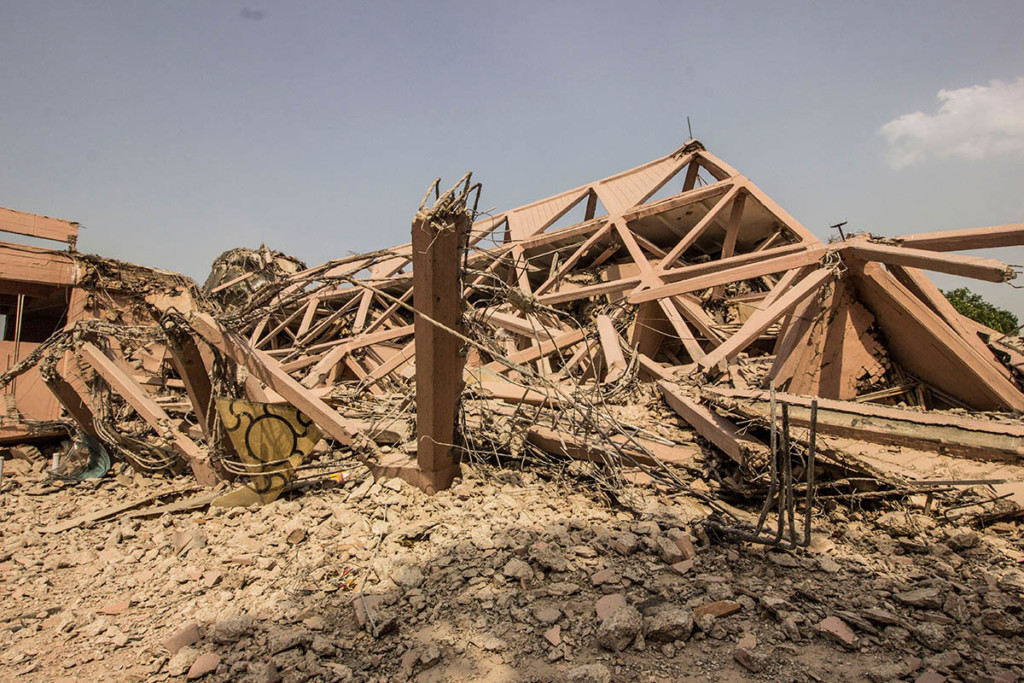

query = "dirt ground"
[[1, 458, 1022, 683]]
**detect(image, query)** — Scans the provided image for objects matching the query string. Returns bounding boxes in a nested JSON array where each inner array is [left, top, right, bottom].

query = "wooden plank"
[[844, 241, 1015, 283], [0, 206, 78, 244], [658, 380, 767, 467], [78, 342, 219, 485], [188, 312, 363, 448], [698, 268, 833, 370], [896, 223, 1024, 252]]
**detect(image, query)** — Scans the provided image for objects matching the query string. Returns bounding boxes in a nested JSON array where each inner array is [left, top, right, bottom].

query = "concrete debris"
[[0, 143, 1023, 680]]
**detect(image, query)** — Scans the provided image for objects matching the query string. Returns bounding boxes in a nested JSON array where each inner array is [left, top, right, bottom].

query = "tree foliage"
[[942, 287, 1019, 335]]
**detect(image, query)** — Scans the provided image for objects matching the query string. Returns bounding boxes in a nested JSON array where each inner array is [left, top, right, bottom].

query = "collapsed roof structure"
[[2, 140, 1023, 524]]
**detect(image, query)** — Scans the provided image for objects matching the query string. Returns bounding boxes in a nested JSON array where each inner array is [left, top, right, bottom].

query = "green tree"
[[943, 287, 1019, 335]]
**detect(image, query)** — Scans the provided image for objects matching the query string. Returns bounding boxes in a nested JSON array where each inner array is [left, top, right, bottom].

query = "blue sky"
[[1, 1, 1022, 315]]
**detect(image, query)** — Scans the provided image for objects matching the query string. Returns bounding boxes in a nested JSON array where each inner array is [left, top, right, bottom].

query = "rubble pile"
[[1, 461, 1023, 681], [1, 140, 1023, 680]]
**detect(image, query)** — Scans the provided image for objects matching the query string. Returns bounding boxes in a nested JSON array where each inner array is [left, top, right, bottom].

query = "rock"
[[692, 601, 741, 620], [876, 511, 934, 537], [543, 625, 561, 647], [997, 570, 1024, 596], [866, 662, 905, 682], [392, 565, 424, 588], [862, 607, 900, 625], [913, 623, 948, 651], [946, 529, 978, 551], [942, 593, 970, 622], [596, 606, 642, 652], [419, 645, 442, 667], [733, 647, 765, 673], [645, 608, 693, 643], [670, 560, 694, 575], [896, 587, 943, 610], [211, 616, 253, 644], [161, 622, 201, 654], [530, 542, 568, 572], [286, 528, 306, 545], [590, 568, 618, 586], [534, 606, 561, 624], [655, 536, 684, 564], [167, 647, 200, 677], [913, 671, 946, 683], [610, 532, 639, 556], [817, 616, 858, 650], [667, 531, 697, 560], [502, 558, 533, 581], [567, 663, 613, 683], [267, 626, 311, 654], [311, 635, 335, 656], [186, 653, 220, 680], [595, 593, 627, 621], [768, 552, 801, 568], [926, 650, 962, 670], [981, 609, 1022, 636]]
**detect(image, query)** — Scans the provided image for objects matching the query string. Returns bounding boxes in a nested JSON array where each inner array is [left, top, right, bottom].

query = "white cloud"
[[880, 78, 1024, 168]]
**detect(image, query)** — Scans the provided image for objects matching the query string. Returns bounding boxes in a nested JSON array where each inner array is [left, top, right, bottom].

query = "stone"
[[567, 663, 613, 683], [186, 653, 220, 679], [530, 542, 568, 572], [161, 623, 201, 654], [946, 529, 978, 551], [913, 671, 946, 683], [669, 531, 697, 560], [913, 623, 948, 651], [610, 532, 639, 556], [211, 616, 253, 644], [692, 601, 741, 620], [981, 609, 1022, 636], [817, 616, 858, 650], [267, 626, 311, 654], [768, 552, 801, 568], [595, 593, 627, 621], [861, 607, 900, 625], [533, 607, 561, 624], [866, 663, 905, 683], [733, 647, 765, 673], [997, 570, 1024, 596], [942, 593, 970, 622], [543, 625, 561, 647], [419, 645, 442, 667], [876, 511, 934, 537], [645, 608, 693, 643], [502, 558, 533, 581], [596, 605, 642, 652], [167, 647, 200, 677], [896, 587, 943, 610], [670, 560, 694, 576], [655, 536, 684, 564], [286, 528, 306, 545], [96, 599, 131, 615], [392, 565, 424, 588], [590, 568, 618, 586]]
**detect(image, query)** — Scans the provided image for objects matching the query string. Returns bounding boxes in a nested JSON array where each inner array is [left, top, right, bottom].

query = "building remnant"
[[1, 140, 1023, 518]]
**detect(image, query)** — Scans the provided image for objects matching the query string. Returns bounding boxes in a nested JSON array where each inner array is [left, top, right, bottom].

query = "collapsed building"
[[1, 140, 1023, 531]]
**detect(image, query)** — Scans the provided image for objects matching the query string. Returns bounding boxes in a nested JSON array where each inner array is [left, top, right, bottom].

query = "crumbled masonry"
[[0, 140, 1023, 680]]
